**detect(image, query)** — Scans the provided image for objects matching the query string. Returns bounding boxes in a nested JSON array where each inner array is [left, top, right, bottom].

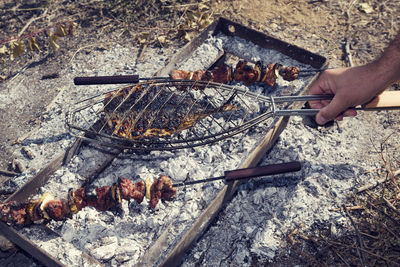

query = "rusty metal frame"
[[0, 17, 326, 267]]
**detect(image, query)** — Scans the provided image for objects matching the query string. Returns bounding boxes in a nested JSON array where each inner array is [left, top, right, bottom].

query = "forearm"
[[307, 31, 400, 124], [372, 32, 400, 91]]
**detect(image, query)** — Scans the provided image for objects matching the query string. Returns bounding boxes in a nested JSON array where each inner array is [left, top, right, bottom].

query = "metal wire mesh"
[[65, 79, 276, 151]]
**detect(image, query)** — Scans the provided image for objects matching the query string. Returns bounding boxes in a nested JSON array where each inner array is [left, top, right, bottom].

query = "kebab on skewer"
[[0, 162, 302, 227], [170, 60, 300, 87], [0, 175, 177, 226]]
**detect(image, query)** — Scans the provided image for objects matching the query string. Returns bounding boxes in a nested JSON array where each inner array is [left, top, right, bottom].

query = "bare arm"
[[308, 33, 400, 125]]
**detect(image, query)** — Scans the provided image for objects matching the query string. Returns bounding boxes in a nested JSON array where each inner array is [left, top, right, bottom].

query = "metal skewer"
[[172, 161, 302, 187], [73, 68, 329, 86]]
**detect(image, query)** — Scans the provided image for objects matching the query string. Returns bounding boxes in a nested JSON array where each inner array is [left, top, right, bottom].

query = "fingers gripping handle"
[[224, 161, 302, 181]]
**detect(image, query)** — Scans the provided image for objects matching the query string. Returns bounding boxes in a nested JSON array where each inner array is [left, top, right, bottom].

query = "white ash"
[[182, 113, 400, 266], [4, 32, 384, 267]]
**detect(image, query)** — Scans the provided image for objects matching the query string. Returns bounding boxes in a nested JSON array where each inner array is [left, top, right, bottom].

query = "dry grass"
[[278, 133, 400, 266], [0, 0, 221, 80]]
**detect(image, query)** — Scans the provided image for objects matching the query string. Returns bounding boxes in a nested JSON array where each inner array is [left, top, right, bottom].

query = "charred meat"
[[170, 61, 300, 87], [149, 175, 177, 209], [279, 66, 300, 81], [0, 175, 176, 226]]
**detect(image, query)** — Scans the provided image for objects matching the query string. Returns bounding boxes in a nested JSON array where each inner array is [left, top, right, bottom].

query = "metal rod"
[[173, 175, 225, 187], [74, 67, 328, 86], [272, 94, 334, 103]]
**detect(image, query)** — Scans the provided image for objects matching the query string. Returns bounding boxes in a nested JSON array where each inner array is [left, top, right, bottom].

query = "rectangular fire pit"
[[0, 18, 326, 267]]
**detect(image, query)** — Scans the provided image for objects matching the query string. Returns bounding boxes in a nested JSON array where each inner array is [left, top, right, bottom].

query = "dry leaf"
[[198, 3, 210, 11], [0, 75, 5, 82], [359, 3, 374, 14], [157, 35, 169, 46], [67, 21, 76, 35], [183, 31, 193, 42], [0, 45, 8, 54], [138, 32, 150, 44], [198, 13, 212, 29], [10, 40, 25, 60], [54, 24, 67, 37], [28, 37, 40, 52], [49, 34, 60, 51]]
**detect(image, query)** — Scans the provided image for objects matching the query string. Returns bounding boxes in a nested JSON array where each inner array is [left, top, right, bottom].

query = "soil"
[[0, 0, 399, 266]]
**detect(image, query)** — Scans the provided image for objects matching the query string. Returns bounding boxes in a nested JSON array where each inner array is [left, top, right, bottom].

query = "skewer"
[[298, 68, 329, 73], [0, 162, 301, 226], [73, 68, 327, 85], [173, 161, 301, 187]]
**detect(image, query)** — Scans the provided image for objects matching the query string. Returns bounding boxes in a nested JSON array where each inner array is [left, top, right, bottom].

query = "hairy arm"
[[308, 32, 400, 125]]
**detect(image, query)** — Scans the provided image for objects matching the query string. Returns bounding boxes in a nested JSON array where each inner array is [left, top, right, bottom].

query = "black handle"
[[74, 75, 140, 85], [224, 161, 301, 181]]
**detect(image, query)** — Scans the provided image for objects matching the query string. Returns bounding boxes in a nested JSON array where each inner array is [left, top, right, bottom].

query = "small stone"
[[21, 147, 35, 160], [60, 222, 75, 243], [11, 159, 25, 173], [101, 236, 118, 246], [90, 242, 118, 261], [0, 235, 15, 251]]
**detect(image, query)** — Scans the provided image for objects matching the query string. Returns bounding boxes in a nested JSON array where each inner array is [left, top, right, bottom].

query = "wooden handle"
[[363, 91, 400, 109], [74, 75, 140, 85], [224, 161, 301, 181]]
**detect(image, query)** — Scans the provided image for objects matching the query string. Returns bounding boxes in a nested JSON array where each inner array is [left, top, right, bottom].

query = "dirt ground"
[[0, 0, 399, 266]]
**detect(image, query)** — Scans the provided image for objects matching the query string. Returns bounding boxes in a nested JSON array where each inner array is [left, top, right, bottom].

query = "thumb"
[[315, 96, 349, 125]]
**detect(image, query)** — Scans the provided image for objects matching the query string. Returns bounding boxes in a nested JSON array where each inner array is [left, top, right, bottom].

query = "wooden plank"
[[5, 152, 66, 203], [0, 222, 65, 267]]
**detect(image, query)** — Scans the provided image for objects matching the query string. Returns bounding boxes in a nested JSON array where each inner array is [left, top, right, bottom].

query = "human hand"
[[308, 64, 387, 125]]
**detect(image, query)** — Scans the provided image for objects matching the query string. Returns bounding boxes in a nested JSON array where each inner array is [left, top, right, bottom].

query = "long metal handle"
[[273, 91, 400, 116], [272, 94, 334, 103], [74, 75, 140, 85], [73, 75, 170, 85]]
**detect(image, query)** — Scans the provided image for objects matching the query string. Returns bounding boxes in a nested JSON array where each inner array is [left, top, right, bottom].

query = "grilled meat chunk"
[[233, 60, 260, 85], [149, 175, 177, 209], [44, 199, 71, 221], [261, 63, 281, 87], [118, 177, 145, 203], [212, 64, 232, 84], [279, 66, 300, 81]]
